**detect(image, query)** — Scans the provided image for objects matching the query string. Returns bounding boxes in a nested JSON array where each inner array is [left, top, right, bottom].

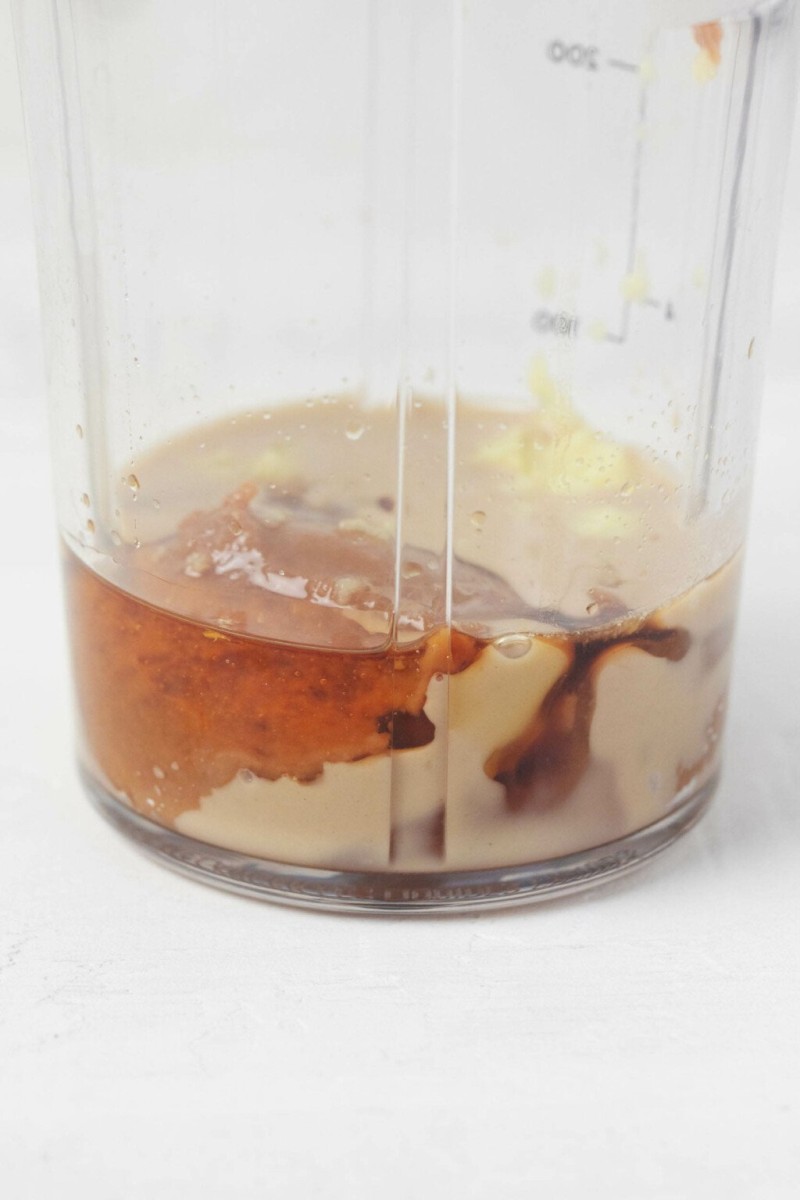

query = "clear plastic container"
[[13, 0, 800, 910]]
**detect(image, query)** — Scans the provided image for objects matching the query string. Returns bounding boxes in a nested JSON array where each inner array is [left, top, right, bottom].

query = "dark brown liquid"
[[489, 624, 691, 812], [65, 539, 696, 848], [65, 547, 481, 824]]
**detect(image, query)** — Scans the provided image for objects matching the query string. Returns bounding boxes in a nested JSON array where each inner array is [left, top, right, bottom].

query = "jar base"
[[82, 769, 716, 913]]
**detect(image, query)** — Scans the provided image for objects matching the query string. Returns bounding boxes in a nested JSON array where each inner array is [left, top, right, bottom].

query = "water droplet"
[[86, 518, 95, 534], [619, 481, 634, 497], [238, 768, 255, 784], [470, 510, 487, 530], [153, 765, 165, 780], [495, 633, 533, 659], [170, 761, 180, 772], [80, 492, 91, 507], [109, 530, 122, 546], [402, 562, 423, 580], [75, 424, 84, 439], [152, 498, 161, 510], [346, 419, 364, 441], [126, 473, 140, 493]]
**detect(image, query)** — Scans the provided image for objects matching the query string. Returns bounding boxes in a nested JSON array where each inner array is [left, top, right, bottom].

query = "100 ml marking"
[[546, 40, 599, 70]]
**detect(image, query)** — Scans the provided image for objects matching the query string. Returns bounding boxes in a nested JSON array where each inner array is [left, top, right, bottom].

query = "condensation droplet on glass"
[[152, 498, 161, 510], [495, 633, 532, 659], [470, 510, 487, 530], [80, 492, 91, 507], [153, 765, 165, 780], [238, 769, 255, 784], [75, 424, 84, 439], [345, 419, 364, 441], [110, 529, 122, 546], [402, 562, 423, 580], [86, 518, 95, 534], [126, 473, 140, 493]]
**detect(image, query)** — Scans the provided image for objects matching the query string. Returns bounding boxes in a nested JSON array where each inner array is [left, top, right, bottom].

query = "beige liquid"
[[66, 397, 740, 871]]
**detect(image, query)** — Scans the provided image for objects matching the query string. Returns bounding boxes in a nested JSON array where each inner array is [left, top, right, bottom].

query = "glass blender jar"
[[13, 0, 800, 910]]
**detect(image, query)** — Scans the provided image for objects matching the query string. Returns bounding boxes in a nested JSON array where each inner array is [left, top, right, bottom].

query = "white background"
[[1, 5, 798, 1197]]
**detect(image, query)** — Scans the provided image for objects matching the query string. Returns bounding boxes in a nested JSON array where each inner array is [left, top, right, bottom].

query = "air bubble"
[[495, 633, 533, 659], [470, 510, 486, 530], [345, 419, 364, 441]]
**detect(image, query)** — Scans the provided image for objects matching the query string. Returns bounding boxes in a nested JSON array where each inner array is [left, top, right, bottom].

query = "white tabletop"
[[1, 16, 799, 1200]]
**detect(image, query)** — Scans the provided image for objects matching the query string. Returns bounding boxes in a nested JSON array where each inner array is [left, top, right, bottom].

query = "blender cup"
[[13, 0, 799, 910]]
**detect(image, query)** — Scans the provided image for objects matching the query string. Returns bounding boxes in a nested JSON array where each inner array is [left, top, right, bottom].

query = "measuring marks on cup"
[[532, 39, 675, 348]]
